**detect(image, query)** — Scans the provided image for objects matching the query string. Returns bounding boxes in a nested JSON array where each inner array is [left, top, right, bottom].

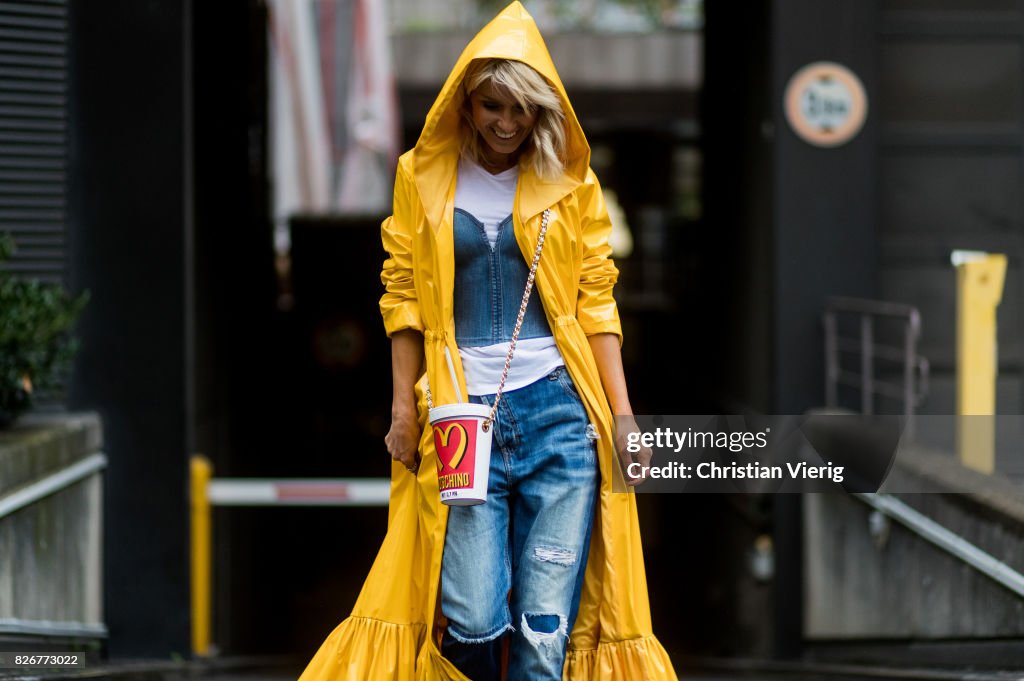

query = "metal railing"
[[824, 297, 929, 437], [854, 492, 1024, 600], [0, 453, 107, 521], [0, 451, 108, 638]]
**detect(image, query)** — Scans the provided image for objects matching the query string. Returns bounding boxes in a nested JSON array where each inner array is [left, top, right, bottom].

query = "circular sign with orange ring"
[[784, 61, 868, 148]]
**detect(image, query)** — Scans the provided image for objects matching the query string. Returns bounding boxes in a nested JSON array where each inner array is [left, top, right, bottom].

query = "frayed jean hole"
[[520, 612, 567, 649], [532, 545, 576, 566], [585, 423, 599, 441], [524, 613, 560, 634]]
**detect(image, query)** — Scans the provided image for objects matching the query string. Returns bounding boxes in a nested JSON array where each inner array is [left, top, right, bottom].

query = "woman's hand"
[[587, 333, 651, 486], [387, 329, 425, 474], [386, 403, 422, 473], [614, 415, 652, 486]]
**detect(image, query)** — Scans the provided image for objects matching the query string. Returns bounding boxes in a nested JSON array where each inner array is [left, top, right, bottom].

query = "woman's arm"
[[385, 329, 424, 471], [588, 333, 651, 486], [380, 160, 426, 472], [576, 170, 651, 485]]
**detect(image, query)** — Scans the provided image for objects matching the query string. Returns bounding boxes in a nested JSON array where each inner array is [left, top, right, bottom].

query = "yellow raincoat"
[[299, 3, 678, 679]]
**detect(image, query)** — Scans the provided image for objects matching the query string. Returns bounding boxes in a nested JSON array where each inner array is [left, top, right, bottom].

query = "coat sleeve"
[[576, 169, 623, 343], [379, 162, 424, 337]]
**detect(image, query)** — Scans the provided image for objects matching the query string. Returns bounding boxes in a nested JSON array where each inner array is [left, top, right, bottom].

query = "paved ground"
[[186, 669, 841, 681], [0, 666, 862, 681], [5, 657, 1024, 681]]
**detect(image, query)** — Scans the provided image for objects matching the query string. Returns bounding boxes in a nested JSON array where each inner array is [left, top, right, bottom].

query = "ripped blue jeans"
[[441, 366, 599, 681]]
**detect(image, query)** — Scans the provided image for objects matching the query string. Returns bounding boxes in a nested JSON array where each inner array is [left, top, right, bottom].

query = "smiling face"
[[468, 79, 538, 172]]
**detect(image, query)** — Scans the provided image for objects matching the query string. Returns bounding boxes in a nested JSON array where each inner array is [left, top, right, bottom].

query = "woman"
[[299, 3, 675, 680]]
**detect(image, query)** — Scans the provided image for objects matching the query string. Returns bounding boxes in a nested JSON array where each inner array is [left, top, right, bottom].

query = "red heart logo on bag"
[[433, 420, 475, 473]]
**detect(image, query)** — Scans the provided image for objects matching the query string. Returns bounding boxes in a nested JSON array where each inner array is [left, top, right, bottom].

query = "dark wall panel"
[[880, 42, 1023, 126], [772, 0, 880, 414], [880, 152, 1022, 237], [877, 6, 1024, 418], [68, 0, 191, 658], [702, 0, 774, 413], [885, 0, 1017, 12]]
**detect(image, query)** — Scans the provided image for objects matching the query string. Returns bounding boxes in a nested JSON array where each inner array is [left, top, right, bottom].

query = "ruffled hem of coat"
[[298, 616, 426, 681], [298, 617, 675, 681], [565, 635, 679, 681], [298, 616, 474, 681]]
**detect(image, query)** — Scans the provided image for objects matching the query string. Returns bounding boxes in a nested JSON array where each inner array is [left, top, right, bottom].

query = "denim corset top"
[[453, 208, 553, 347]]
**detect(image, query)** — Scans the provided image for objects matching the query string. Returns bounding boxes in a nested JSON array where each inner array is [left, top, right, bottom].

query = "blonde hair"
[[460, 59, 567, 181]]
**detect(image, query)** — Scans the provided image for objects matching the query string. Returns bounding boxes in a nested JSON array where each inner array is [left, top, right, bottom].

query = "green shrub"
[[0, 234, 89, 426]]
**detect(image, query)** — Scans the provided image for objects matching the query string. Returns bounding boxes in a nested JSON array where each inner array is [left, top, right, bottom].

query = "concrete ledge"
[[806, 449, 1024, 638], [0, 412, 104, 642], [886, 443, 1024, 526], [0, 413, 103, 498]]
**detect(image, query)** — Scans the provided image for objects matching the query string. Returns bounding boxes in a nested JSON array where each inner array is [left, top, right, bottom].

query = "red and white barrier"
[[207, 478, 391, 507]]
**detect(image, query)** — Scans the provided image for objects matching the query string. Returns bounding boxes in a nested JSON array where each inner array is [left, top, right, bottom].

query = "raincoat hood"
[[412, 1, 590, 230]]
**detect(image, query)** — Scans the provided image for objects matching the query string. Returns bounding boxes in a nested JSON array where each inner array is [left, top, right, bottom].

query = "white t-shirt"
[[454, 157, 564, 396], [454, 157, 517, 246]]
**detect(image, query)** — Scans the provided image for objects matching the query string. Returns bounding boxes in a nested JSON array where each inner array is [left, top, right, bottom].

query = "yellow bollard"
[[190, 455, 213, 657], [953, 252, 1006, 474]]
